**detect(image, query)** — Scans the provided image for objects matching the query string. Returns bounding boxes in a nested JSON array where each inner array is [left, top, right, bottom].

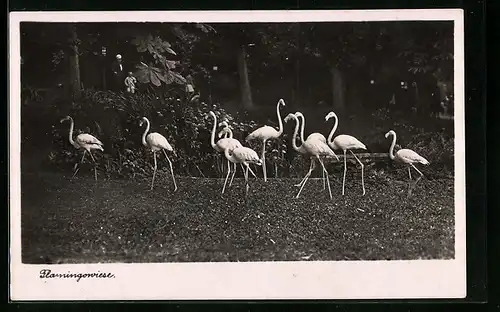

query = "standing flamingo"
[[245, 98, 286, 182], [140, 117, 177, 191], [385, 130, 430, 195], [223, 145, 262, 196], [208, 111, 256, 194], [293, 112, 328, 189], [325, 111, 367, 196], [284, 113, 339, 199], [60, 116, 104, 181]]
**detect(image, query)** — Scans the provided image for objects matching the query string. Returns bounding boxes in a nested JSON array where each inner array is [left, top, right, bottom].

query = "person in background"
[[111, 54, 125, 91], [124, 72, 137, 94], [185, 74, 195, 94]]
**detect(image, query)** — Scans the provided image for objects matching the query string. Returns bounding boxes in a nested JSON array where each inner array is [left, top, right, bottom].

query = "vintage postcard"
[[9, 9, 465, 300]]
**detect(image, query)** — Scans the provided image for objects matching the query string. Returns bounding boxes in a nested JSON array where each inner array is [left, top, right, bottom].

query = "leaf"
[[157, 71, 174, 84], [165, 47, 177, 56], [169, 71, 187, 84], [150, 72, 161, 87]]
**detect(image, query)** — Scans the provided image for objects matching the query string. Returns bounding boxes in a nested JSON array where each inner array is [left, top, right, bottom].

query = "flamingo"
[[245, 98, 286, 182], [208, 111, 256, 194], [140, 117, 177, 191], [218, 121, 231, 139], [60, 116, 104, 181], [223, 145, 262, 196], [295, 112, 327, 143], [293, 112, 328, 189], [284, 113, 339, 199], [385, 130, 430, 195], [325, 111, 367, 196]]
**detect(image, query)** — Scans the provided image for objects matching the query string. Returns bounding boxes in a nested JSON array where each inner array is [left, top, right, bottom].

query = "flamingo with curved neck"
[[139, 116, 177, 191], [385, 129, 430, 196], [295, 112, 326, 144], [60, 115, 103, 181], [325, 111, 367, 196], [208, 111, 256, 193], [245, 99, 286, 182], [284, 113, 337, 199]]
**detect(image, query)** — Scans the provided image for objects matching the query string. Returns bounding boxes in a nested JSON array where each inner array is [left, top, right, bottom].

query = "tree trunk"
[[237, 45, 253, 109], [68, 24, 82, 100], [330, 65, 345, 113]]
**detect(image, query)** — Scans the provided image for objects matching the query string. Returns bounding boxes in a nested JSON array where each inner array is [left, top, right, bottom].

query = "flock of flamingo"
[[59, 98, 430, 198]]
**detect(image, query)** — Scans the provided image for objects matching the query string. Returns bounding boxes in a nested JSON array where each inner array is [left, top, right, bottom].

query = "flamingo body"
[[228, 147, 262, 166], [330, 134, 366, 151], [394, 148, 429, 165], [246, 125, 281, 142], [74, 133, 104, 152], [145, 132, 173, 152]]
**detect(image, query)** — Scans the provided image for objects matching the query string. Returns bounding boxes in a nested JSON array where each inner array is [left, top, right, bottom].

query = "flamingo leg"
[[295, 156, 311, 187], [229, 162, 237, 187], [409, 164, 424, 196], [411, 164, 424, 177], [296, 158, 315, 199], [248, 166, 257, 179], [240, 164, 248, 196], [322, 159, 326, 190], [245, 164, 250, 195], [342, 150, 347, 195], [162, 149, 178, 192], [317, 155, 332, 200], [222, 160, 231, 194], [151, 151, 157, 190], [261, 141, 267, 182], [72, 150, 86, 179], [350, 150, 366, 196], [88, 150, 98, 181]]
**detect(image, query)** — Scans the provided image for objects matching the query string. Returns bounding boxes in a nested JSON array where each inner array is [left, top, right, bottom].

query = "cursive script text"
[[39, 269, 115, 282]]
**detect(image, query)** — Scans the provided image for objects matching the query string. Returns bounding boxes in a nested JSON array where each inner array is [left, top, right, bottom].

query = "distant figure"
[[185, 75, 195, 94], [111, 54, 125, 91], [124, 72, 137, 94]]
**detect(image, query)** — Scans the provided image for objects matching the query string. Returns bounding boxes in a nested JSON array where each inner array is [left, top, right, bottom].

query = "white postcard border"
[[9, 9, 466, 301]]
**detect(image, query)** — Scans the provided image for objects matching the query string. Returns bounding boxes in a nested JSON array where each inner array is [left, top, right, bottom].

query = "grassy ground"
[[20, 166, 454, 264]]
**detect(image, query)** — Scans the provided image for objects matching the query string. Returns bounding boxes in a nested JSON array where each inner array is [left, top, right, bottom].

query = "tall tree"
[[68, 23, 82, 99]]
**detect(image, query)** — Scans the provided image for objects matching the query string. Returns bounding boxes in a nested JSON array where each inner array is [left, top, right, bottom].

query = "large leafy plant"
[[131, 34, 187, 87]]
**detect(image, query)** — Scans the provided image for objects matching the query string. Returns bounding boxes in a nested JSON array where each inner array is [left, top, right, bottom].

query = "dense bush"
[[22, 91, 454, 180], [44, 89, 263, 179]]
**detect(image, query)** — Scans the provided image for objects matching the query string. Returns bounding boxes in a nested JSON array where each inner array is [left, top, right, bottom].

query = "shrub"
[[49, 89, 259, 179]]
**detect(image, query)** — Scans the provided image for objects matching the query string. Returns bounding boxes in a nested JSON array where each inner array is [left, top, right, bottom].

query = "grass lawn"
[[20, 166, 455, 264]]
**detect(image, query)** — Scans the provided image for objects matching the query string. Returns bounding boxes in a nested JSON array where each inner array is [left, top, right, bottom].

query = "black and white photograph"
[[10, 10, 466, 300]]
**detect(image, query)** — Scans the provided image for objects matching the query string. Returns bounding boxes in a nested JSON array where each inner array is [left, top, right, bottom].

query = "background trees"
[[20, 21, 455, 178]]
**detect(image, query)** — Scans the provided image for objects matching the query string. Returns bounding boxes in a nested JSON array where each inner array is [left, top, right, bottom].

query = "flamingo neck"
[[224, 146, 235, 162], [226, 127, 234, 139], [210, 113, 217, 149], [276, 101, 284, 135], [388, 132, 396, 160], [298, 114, 305, 143], [327, 114, 338, 148], [142, 118, 150, 147], [290, 115, 302, 152], [67, 117, 76, 147]]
